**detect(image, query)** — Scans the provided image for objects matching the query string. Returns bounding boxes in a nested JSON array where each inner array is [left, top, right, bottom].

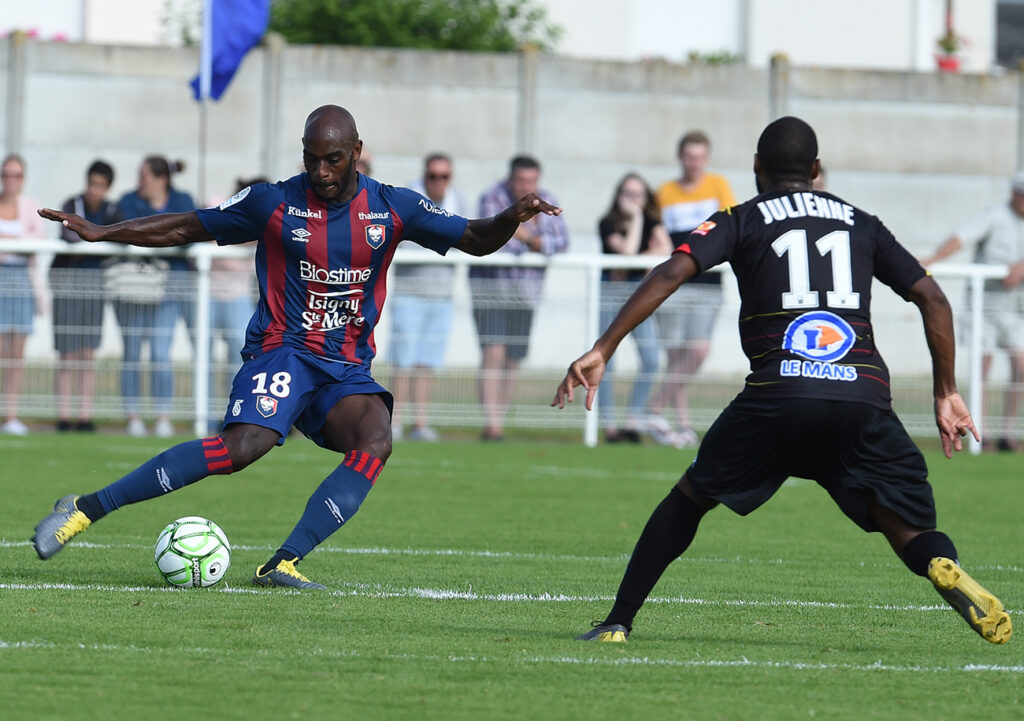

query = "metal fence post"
[[967, 267, 985, 454], [583, 261, 602, 447], [192, 250, 213, 437]]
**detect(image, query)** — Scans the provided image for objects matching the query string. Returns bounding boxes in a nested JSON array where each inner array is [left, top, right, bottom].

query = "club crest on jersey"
[[365, 224, 386, 249], [691, 220, 716, 236], [782, 310, 855, 363], [256, 395, 278, 418], [218, 185, 250, 210]]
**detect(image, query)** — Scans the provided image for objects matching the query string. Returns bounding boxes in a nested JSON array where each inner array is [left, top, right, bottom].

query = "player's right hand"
[[37, 208, 103, 242], [552, 349, 607, 411]]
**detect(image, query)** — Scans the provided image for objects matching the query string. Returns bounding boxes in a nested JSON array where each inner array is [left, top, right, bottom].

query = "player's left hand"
[[511, 193, 562, 222], [552, 349, 606, 411], [934, 391, 980, 459]]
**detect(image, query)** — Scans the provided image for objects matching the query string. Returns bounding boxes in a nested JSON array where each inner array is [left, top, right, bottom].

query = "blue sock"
[[279, 450, 382, 560], [96, 437, 233, 514]]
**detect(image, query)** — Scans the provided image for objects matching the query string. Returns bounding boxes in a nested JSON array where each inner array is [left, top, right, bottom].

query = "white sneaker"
[[2, 418, 29, 436], [126, 418, 147, 437], [674, 427, 700, 448], [154, 418, 174, 438], [643, 415, 677, 446], [407, 425, 440, 442]]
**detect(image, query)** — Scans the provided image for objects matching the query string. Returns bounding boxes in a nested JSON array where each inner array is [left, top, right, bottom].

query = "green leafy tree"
[[269, 0, 562, 52]]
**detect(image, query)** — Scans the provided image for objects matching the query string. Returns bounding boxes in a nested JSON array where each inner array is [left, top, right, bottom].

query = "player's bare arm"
[[454, 192, 562, 256], [552, 252, 698, 410], [37, 208, 213, 247], [907, 274, 980, 457]]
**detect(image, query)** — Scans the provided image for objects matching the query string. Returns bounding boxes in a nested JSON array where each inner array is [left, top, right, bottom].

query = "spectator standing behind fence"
[[114, 156, 197, 438], [51, 160, 122, 432], [921, 171, 1024, 452], [0, 154, 46, 436], [390, 153, 467, 442], [649, 131, 736, 447], [470, 155, 569, 440], [597, 174, 673, 443], [206, 177, 263, 430]]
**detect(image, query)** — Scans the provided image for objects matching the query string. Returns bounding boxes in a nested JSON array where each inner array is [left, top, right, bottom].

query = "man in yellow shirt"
[[650, 131, 736, 447]]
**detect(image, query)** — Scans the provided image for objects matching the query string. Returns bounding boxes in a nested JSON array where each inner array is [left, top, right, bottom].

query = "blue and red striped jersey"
[[196, 173, 468, 365]]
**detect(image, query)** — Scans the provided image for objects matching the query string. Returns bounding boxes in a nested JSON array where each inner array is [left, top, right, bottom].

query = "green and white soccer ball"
[[154, 516, 231, 588]]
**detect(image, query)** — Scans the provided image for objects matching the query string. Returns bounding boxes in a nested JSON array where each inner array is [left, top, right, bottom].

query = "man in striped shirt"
[[32, 105, 561, 589]]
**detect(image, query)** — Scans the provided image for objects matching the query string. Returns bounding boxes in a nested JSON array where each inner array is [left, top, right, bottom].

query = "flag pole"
[[198, 0, 213, 205], [194, 0, 214, 436]]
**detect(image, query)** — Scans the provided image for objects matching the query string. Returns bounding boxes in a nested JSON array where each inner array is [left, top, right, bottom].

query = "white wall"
[[545, 0, 996, 71], [0, 0, 1001, 71]]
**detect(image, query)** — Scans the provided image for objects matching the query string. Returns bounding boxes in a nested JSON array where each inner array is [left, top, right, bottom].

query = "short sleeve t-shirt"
[[657, 173, 736, 285]]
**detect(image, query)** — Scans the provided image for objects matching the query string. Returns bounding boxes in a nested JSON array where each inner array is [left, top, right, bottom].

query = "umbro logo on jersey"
[[365, 224, 386, 249], [287, 206, 323, 219], [291, 227, 312, 243]]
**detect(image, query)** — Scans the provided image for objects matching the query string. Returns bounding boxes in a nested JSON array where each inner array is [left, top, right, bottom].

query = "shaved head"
[[304, 105, 360, 146]]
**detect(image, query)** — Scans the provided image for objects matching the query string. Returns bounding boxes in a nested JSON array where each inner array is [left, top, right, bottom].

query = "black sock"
[[605, 486, 706, 631], [902, 530, 958, 577], [261, 549, 296, 573], [74, 493, 107, 523]]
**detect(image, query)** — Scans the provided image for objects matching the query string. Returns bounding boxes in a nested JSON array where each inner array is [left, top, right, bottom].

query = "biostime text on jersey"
[[299, 260, 369, 331]]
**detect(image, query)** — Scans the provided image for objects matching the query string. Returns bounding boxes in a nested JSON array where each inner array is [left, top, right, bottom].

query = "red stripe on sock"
[[344, 450, 382, 484], [366, 457, 383, 484], [354, 452, 369, 473], [202, 437, 233, 475]]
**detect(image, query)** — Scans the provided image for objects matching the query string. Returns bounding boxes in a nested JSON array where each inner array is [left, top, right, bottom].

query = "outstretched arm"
[[907, 274, 980, 458], [454, 193, 562, 257], [37, 208, 213, 247], [552, 252, 699, 410]]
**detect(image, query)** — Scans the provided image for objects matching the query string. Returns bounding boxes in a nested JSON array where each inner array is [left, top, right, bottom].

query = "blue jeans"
[[209, 295, 254, 406], [598, 280, 661, 427], [113, 266, 195, 415]]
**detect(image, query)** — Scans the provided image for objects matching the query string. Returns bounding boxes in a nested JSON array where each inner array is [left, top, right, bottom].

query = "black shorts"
[[686, 394, 935, 532], [472, 306, 534, 362]]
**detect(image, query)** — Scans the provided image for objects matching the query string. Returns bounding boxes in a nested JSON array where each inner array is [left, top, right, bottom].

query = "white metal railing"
[[0, 238, 1010, 453]]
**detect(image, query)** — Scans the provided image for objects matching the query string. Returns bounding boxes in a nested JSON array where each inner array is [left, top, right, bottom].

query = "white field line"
[[0, 638, 1020, 675], [1, 580, 1010, 614], [2, 538, 1022, 575]]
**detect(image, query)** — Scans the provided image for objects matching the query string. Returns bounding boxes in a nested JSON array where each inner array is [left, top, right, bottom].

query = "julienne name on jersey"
[[675, 190, 927, 410], [196, 173, 468, 366]]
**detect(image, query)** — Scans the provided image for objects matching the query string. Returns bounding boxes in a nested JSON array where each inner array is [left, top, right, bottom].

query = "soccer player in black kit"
[[553, 116, 1011, 645]]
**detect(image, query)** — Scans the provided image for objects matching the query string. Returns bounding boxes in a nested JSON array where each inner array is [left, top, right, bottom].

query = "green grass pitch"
[[1, 433, 1021, 720]]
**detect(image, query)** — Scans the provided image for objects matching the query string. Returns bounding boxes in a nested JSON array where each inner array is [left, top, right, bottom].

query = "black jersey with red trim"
[[675, 189, 927, 409]]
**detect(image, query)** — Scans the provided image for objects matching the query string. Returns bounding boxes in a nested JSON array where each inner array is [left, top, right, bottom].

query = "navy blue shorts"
[[686, 393, 935, 532], [220, 346, 393, 448]]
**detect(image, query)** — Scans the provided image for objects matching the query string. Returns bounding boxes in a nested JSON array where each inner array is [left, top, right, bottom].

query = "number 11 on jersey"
[[772, 229, 861, 310]]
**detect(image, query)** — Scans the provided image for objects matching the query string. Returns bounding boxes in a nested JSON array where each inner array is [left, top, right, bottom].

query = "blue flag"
[[190, 0, 270, 101]]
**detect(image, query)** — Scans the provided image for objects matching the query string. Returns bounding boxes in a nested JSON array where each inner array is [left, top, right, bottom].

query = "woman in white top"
[[0, 154, 46, 435]]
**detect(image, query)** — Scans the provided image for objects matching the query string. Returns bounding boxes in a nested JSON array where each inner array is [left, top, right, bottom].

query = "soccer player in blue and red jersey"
[[32, 105, 563, 589], [554, 117, 1011, 644]]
